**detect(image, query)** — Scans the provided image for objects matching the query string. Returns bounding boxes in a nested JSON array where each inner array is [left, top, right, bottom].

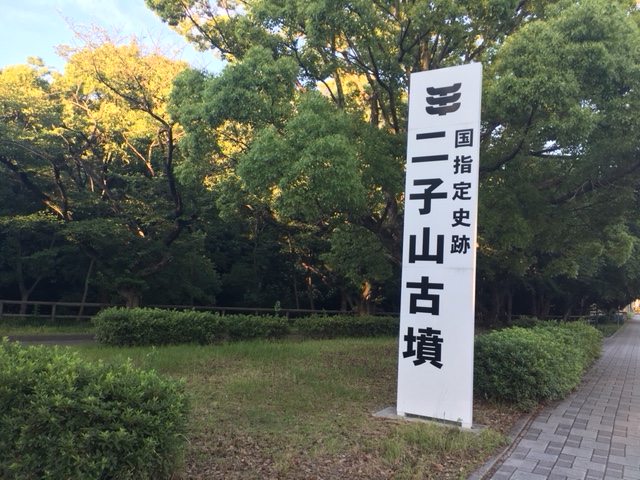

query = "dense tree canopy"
[[477, 0, 640, 319], [0, 35, 219, 307], [2, 0, 640, 320]]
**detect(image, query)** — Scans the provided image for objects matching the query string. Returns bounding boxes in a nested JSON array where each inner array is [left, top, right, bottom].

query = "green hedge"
[[93, 308, 399, 346], [474, 322, 602, 408], [93, 308, 289, 346], [536, 321, 602, 367], [0, 339, 189, 479], [291, 314, 399, 338]]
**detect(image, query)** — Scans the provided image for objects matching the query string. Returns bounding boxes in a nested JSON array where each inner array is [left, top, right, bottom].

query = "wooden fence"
[[0, 300, 114, 321], [1, 300, 625, 325], [0, 300, 397, 322]]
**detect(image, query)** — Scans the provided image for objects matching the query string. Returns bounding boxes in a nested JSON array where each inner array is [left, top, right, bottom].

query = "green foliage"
[[0, 214, 64, 300], [197, 46, 298, 129], [0, 36, 214, 308], [0, 339, 189, 479], [223, 314, 291, 341], [536, 321, 603, 365], [596, 321, 625, 338], [476, 0, 640, 319], [93, 308, 399, 346], [94, 308, 195, 346], [509, 316, 546, 329], [237, 90, 368, 221], [474, 322, 602, 408], [320, 224, 393, 288], [5, 0, 640, 320], [0, 316, 94, 334], [291, 314, 399, 339], [93, 308, 289, 346]]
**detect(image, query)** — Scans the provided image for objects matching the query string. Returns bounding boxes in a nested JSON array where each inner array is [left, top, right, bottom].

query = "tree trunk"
[[531, 291, 539, 317], [483, 285, 504, 325], [506, 289, 513, 325], [358, 281, 372, 316], [118, 289, 141, 308], [340, 291, 348, 312], [540, 298, 552, 320], [292, 273, 300, 310], [532, 289, 552, 320], [17, 272, 44, 315], [19, 291, 29, 316], [78, 258, 95, 320], [306, 276, 314, 310], [15, 236, 52, 315], [18, 277, 44, 315], [562, 303, 574, 322]]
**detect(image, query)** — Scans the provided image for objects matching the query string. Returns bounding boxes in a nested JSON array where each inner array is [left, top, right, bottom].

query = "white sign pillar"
[[397, 63, 482, 428]]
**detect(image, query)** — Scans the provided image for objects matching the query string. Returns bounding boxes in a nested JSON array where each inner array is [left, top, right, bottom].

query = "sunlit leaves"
[[238, 91, 366, 221]]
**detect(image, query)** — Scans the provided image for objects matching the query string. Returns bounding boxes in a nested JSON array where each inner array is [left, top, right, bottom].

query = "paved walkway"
[[5, 333, 96, 347], [477, 316, 640, 480]]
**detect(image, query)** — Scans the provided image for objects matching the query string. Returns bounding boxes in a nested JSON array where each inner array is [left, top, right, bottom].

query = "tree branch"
[[480, 104, 537, 173], [479, 137, 525, 173], [551, 157, 640, 205], [0, 154, 69, 220]]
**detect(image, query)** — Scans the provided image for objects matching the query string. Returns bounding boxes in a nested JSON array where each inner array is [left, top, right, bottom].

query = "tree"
[[57, 31, 192, 306], [0, 215, 63, 313], [3, 0, 639, 316], [477, 0, 640, 321], [0, 32, 219, 307], [148, 0, 640, 317]]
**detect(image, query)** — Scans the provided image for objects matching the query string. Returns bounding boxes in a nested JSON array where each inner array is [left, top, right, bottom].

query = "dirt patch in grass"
[[472, 398, 524, 436]]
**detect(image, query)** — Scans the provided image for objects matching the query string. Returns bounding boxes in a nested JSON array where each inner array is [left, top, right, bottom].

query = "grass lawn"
[[71, 338, 519, 479]]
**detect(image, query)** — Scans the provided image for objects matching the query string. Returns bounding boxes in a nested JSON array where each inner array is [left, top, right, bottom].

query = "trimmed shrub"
[[474, 323, 601, 408], [0, 339, 189, 479], [93, 308, 290, 346], [94, 308, 179, 346], [223, 314, 290, 341], [291, 315, 399, 338], [535, 321, 602, 367], [93, 308, 399, 346]]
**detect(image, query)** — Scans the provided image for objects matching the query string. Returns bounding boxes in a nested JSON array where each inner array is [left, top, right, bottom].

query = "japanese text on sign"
[[397, 63, 482, 428]]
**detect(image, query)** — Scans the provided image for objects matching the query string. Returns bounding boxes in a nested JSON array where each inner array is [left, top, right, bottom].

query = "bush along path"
[[474, 322, 603, 409], [481, 315, 640, 480]]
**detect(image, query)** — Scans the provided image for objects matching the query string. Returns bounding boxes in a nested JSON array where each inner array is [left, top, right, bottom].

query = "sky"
[[0, 0, 223, 72]]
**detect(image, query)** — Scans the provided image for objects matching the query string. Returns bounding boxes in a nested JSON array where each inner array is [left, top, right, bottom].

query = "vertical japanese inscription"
[[398, 63, 481, 428]]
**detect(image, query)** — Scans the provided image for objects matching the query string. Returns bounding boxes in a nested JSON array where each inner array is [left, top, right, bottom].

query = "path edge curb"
[[467, 410, 536, 480]]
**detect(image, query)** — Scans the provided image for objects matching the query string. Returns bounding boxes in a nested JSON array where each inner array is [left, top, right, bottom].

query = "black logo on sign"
[[426, 83, 461, 116]]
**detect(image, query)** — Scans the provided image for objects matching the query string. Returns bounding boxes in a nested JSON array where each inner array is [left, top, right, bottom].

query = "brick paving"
[[478, 316, 640, 480]]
